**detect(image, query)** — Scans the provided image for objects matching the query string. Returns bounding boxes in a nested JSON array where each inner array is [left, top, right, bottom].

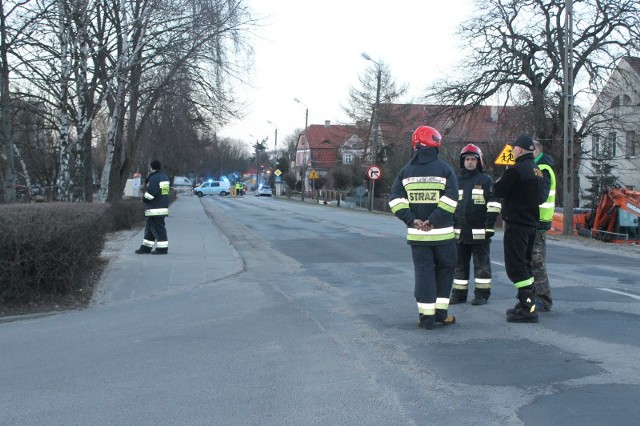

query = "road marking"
[[492, 261, 505, 266], [598, 288, 640, 301]]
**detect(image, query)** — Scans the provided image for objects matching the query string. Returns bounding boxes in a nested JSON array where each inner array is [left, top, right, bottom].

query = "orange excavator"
[[584, 188, 640, 244]]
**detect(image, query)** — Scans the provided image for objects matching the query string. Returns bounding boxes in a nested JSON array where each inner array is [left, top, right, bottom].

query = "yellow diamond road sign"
[[495, 143, 516, 166], [274, 169, 282, 176]]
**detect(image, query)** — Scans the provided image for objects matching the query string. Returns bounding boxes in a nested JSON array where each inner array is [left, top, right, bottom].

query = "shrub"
[[0, 203, 108, 306], [106, 198, 146, 231], [0, 193, 177, 313]]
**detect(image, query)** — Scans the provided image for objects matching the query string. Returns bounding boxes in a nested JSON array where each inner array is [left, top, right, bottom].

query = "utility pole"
[[361, 52, 382, 212], [294, 98, 308, 201], [562, 0, 575, 235]]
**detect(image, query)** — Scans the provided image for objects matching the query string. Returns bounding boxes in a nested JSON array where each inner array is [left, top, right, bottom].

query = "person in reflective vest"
[[135, 160, 170, 255], [533, 140, 555, 311], [388, 126, 458, 330], [451, 144, 501, 305]]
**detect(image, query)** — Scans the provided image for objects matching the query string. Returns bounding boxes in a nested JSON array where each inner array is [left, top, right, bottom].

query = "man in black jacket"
[[451, 144, 501, 305], [135, 160, 170, 255], [389, 126, 458, 330], [493, 136, 546, 323]]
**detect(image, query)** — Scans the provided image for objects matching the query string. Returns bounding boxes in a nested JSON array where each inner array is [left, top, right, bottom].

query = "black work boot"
[[417, 314, 435, 330], [471, 290, 490, 305], [135, 245, 152, 254], [506, 287, 539, 323], [435, 309, 456, 326], [449, 290, 468, 305], [151, 247, 168, 255]]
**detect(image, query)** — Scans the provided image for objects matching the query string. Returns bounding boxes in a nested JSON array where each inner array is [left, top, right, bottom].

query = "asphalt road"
[[1, 195, 639, 425]]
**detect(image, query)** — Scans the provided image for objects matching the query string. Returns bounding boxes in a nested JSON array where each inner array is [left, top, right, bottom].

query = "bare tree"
[[7, 0, 111, 202], [100, 0, 254, 201], [342, 61, 409, 160], [1, 0, 54, 202], [428, 0, 640, 201], [3, 0, 254, 203]]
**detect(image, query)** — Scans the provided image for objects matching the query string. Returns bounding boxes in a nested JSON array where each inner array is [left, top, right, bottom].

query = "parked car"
[[255, 185, 272, 197], [194, 180, 230, 197]]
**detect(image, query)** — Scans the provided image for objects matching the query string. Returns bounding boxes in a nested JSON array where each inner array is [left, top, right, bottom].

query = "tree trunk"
[[98, 0, 130, 203], [0, 1, 16, 203], [56, 2, 73, 202]]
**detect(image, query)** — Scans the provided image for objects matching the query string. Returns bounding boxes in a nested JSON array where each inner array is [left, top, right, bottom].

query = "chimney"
[[490, 106, 498, 122], [324, 120, 331, 127]]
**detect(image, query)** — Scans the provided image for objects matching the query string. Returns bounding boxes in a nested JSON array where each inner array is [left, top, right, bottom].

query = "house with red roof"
[[292, 105, 533, 192], [294, 121, 363, 189], [376, 103, 532, 174]]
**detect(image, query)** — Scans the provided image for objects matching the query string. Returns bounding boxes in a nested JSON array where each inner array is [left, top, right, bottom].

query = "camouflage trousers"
[[532, 229, 552, 308]]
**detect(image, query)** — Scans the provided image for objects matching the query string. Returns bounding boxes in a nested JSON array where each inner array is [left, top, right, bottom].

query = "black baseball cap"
[[510, 135, 535, 151]]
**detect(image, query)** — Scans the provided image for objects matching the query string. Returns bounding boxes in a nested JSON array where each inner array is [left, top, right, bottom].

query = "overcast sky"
[[217, 0, 475, 151]]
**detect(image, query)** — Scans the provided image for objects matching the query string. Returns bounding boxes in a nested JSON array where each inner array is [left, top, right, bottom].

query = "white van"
[[194, 180, 230, 196], [173, 176, 193, 187]]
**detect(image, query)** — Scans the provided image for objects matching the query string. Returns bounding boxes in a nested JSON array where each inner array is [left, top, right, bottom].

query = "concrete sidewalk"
[[93, 196, 243, 305]]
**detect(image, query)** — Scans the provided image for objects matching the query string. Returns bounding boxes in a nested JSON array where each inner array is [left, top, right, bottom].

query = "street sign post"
[[366, 165, 382, 211], [366, 165, 382, 180], [495, 144, 516, 166]]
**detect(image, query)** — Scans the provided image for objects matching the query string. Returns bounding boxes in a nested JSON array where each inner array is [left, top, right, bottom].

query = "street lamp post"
[[266, 120, 278, 153], [267, 120, 281, 196], [361, 52, 382, 212], [249, 133, 260, 189], [294, 98, 309, 201]]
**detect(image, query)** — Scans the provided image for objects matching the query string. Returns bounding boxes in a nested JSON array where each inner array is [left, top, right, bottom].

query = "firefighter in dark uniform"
[[493, 136, 546, 322], [451, 144, 502, 305], [389, 126, 458, 330], [135, 160, 170, 255]]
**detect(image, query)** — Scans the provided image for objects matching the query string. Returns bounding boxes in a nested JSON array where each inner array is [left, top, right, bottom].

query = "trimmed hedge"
[[0, 198, 148, 307]]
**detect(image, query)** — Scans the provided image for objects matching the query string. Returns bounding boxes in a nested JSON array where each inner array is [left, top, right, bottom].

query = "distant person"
[[451, 144, 501, 305], [388, 126, 458, 330], [135, 160, 170, 255], [533, 140, 556, 311], [493, 136, 546, 322]]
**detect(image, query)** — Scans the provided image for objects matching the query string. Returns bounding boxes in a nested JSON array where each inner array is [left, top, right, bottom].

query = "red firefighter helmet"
[[460, 143, 483, 170], [412, 126, 442, 150]]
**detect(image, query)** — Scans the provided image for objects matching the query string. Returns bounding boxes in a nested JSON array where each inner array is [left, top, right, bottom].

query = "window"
[[626, 131, 636, 158], [592, 134, 600, 159], [344, 153, 353, 164], [592, 133, 617, 159], [605, 132, 617, 158]]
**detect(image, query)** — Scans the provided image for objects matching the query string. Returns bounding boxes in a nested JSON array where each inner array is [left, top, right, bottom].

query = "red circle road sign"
[[367, 165, 382, 180]]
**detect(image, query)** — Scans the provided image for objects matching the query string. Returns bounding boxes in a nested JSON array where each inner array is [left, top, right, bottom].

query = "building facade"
[[578, 57, 640, 202]]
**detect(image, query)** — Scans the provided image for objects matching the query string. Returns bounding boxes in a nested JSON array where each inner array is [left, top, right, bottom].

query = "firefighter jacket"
[[389, 147, 458, 245], [534, 152, 556, 230], [493, 152, 545, 227], [454, 168, 501, 243], [142, 170, 170, 217]]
